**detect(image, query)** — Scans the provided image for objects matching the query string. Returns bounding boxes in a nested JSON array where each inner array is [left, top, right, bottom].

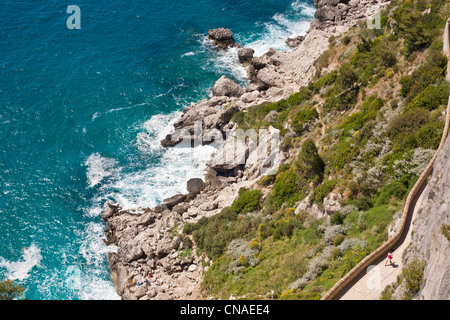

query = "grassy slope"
[[184, 0, 450, 300]]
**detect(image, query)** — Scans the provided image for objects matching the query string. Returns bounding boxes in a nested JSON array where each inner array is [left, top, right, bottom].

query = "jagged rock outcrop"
[[286, 35, 305, 48], [208, 28, 236, 49], [160, 96, 240, 147], [309, 0, 390, 30], [103, 167, 257, 300], [237, 48, 255, 65]]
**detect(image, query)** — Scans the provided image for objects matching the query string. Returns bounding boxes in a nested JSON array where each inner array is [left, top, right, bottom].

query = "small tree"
[[296, 138, 325, 185], [338, 64, 359, 89], [0, 279, 25, 300]]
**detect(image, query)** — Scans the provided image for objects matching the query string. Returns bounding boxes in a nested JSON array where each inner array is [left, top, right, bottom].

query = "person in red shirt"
[[385, 251, 393, 266]]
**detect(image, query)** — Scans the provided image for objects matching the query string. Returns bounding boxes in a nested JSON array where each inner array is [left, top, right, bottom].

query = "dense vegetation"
[[184, 0, 449, 299], [0, 278, 25, 300]]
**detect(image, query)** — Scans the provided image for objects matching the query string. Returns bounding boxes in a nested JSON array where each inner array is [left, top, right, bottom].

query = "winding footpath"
[[321, 18, 450, 300]]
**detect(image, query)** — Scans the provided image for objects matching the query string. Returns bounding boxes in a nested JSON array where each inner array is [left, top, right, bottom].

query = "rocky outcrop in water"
[[208, 28, 236, 49]]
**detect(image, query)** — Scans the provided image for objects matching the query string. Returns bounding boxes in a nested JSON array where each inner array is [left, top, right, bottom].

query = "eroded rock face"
[[286, 35, 305, 48], [310, 0, 389, 30], [102, 166, 258, 300]]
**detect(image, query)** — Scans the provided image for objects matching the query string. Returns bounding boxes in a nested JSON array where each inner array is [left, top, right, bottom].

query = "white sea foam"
[[181, 51, 195, 57], [136, 110, 182, 154], [243, 1, 316, 57], [76, 221, 120, 300], [109, 143, 216, 210], [0, 244, 42, 281], [84, 109, 216, 211], [199, 35, 249, 86], [77, 276, 121, 300], [85, 153, 119, 188], [106, 117, 216, 210]]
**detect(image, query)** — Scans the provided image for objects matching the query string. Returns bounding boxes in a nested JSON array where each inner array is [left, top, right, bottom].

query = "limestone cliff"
[[401, 134, 450, 299]]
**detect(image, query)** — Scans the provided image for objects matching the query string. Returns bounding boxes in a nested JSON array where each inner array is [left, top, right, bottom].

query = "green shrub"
[[399, 51, 448, 102], [361, 95, 383, 114], [309, 70, 338, 93], [357, 38, 372, 53], [405, 82, 449, 111], [296, 139, 325, 185], [230, 188, 263, 214], [380, 283, 395, 300], [316, 50, 330, 71], [338, 64, 359, 89], [323, 88, 359, 111], [394, 6, 430, 54], [280, 135, 294, 152], [270, 140, 325, 208], [258, 174, 276, 186], [413, 119, 444, 150], [330, 211, 346, 225], [387, 108, 444, 152], [342, 35, 351, 45], [374, 180, 408, 206], [326, 139, 355, 170], [387, 109, 428, 146], [190, 206, 261, 259], [272, 211, 304, 240], [352, 195, 373, 211], [312, 179, 337, 204], [341, 244, 368, 275], [0, 279, 25, 300], [272, 168, 303, 207], [401, 259, 426, 300], [441, 224, 450, 243], [291, 105, 319, 135]]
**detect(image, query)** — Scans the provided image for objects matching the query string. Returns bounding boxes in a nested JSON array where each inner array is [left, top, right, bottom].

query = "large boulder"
[[237, 48, 255, 65], [256, 67, 283, 88], [315, 6, 336, 22], [286, 35, 305, 48], [163, 194, 186, 210], [186, 178, 206, 194], [208, 28, 235, 49], [250, 57, 268, 70], [211, 76, 244, 97], [323, 192, 342, 214]]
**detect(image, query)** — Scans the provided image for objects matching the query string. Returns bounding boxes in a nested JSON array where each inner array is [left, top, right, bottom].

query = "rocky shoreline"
[[101, 0, 390, 300]]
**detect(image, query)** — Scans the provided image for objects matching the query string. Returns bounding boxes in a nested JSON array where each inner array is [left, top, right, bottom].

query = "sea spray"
[[0, 244, 42, 281]]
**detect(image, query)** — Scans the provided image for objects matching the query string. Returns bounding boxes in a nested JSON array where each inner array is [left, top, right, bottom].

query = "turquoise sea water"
[[0, 0, 315, 299]]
